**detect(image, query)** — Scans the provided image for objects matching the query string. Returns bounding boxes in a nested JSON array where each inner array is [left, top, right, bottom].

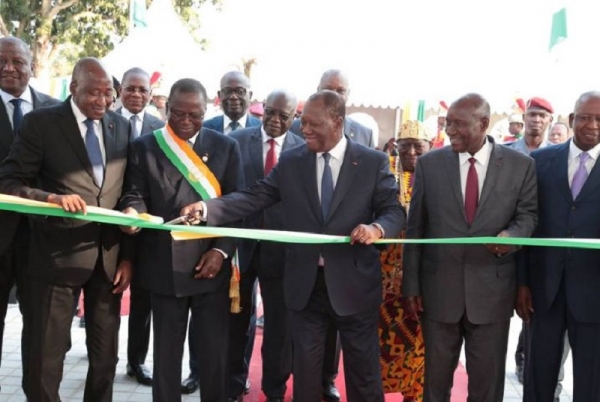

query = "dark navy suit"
[[227, 126, 304, 398], [522, 139, 600, 402]]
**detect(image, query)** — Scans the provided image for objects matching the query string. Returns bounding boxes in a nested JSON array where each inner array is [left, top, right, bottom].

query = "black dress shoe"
[[322, 383, 341, 402], [181, 373, 199, 394], [126, 363, 153, 386], [244, 379, 251, 394]]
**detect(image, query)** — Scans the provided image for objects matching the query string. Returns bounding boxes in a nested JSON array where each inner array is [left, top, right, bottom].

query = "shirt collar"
[[0, 86, 33, 106], [224, 114, 247, 129], [459, 137, 491, 166], [70, 97, 96, 124], [317, 135, 347, 161], [261, 126, 287, 146], [121, 106, 146, 122], [569, 138, 600, 161], [189, 132, 200, 145]]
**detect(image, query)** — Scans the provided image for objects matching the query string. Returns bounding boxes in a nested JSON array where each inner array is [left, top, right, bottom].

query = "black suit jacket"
[[0, 98, 131, 285], [523, 140, 600, 323], [0, 87, 60, 256], [115, 107, 165, 138], [290, 116, 375, 148], [229, 126, 305, 277], [120, 127, 244, 297], [202, 114, 262, 134], [205, 138, 404, 316]]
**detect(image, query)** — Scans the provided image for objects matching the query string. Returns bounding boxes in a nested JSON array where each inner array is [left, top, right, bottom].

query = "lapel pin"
[[108, 122, 114, 129], [352, 161, 358, 166], [202, 155, 208, 162], [350, 132, 355, 137]]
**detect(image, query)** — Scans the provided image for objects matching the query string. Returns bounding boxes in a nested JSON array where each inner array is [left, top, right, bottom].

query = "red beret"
[[526, 97, 554, 114], [249, 102, 264, 116]]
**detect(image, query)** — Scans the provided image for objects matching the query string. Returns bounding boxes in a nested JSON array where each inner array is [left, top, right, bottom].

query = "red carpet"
[[246, 327, 469, 402], [115, 288, 469, 401]]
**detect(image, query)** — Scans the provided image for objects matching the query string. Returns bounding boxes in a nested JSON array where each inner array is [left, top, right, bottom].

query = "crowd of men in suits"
[[1, 33, 600, 402]]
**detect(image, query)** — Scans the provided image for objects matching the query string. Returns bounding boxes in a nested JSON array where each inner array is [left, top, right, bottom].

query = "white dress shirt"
[[224, 114, 248, 135], [261, 127, 286, 168], [316, 136, 347, 201], [120, 107, 146, 136], [458, 139, 492, 201], [568, 139, 600, 186], [1, 87, 34, 129], [70, 98, 106, 164]]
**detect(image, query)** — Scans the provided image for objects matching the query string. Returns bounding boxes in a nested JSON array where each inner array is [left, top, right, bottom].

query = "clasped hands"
[[485, 230, 514, 256]]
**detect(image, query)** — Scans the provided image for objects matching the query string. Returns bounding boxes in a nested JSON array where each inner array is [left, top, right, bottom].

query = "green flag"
[[130, 0, 148, 29], [549, 7, 567, 51]]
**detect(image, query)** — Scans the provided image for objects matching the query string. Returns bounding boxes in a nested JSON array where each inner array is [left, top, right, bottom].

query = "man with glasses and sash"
[[120, 78, 244, 402]]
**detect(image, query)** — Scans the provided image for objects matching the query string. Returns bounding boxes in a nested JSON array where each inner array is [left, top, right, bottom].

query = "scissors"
[[164, 215, 191, 225]]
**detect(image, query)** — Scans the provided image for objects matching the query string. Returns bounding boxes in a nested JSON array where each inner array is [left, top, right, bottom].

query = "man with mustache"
[[115, 67, 165, 386], [0, 35, 59, 397]]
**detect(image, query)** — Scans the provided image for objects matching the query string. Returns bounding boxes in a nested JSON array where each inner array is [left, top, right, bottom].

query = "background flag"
[[549, 5, 567, 51], [130, 0, 148, 29]]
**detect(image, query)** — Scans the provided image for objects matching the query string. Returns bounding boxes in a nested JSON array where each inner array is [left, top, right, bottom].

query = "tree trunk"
[[32, 18, 54, 80]]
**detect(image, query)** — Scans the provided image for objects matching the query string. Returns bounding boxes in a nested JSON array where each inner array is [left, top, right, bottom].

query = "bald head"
[[574, 91, 600, 113], [218, 71, 252, 121], [0, 36, 33, 97], [70, 58, 114, 120], [317, 69, 350, 103], [446, 93, 490, 155], [263, 89, 298, 138]]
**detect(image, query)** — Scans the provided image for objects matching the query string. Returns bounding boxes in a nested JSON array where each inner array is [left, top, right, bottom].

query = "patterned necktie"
[[264, 139, 277, 175], [321, 152, 334, 220], [84, 119, 104, 186], [229, 120, 239, 132], [571, 152, 590, 199], [10, 98, 23, 136], [130, 115, 139, 139], [464, 157, 478, 225]]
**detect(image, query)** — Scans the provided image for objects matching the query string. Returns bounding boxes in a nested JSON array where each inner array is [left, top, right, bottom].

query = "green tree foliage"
[[0, 0, 220, 78]]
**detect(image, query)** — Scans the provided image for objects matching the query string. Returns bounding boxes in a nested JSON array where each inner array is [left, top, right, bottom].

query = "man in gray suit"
[[0, 36, 60, 396], [226, 89, 303, 401], [403, 93, 538, 402], [116, 67, 165, 386], [181, 90, 404, 402]]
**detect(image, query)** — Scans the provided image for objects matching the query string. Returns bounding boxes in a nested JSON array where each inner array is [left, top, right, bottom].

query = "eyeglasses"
[[220, 87, 248, 98], [123, 86, 150, 95], [169, 110, 205, 121], [264, 108, 292, 121]]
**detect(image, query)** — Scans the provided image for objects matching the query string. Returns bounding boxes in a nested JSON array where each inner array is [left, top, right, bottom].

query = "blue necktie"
[[229, 120, 239, 131], [10, 98, 23, 136], [321, 152, 334, 219], [84, 119, 104, 186], [130, 115, 139, 139]]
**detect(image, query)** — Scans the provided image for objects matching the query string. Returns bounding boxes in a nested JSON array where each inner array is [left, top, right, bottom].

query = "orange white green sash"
[[154, 124, 241, 312], [154, 124, 222, 200]]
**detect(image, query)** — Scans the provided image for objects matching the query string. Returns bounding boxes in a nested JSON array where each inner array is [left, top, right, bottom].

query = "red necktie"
[[464, 157, 478, 225], [264, 139, 277, 175]]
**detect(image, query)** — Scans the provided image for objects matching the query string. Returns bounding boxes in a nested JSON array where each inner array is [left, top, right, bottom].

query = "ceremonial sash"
[[154, 124, 221, 199], [154, 124, 241, 312]]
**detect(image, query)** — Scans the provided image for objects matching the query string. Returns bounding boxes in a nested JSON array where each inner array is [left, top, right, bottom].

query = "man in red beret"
[[508, 97, 554, 155]]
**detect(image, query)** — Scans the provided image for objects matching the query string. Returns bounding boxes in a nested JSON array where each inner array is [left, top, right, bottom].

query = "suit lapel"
[[0, 100, 12, 154], [476, 139, 502, 215], [552, 142, 572, 203], [327, 140, 360, 221], [572, 141, 600, 201], [56, 100, 97, 183], [249, 128, 264, 180], [444, 147, 465, 220]]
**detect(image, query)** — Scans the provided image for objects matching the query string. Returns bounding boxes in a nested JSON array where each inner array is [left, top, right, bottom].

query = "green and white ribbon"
[[0, 194, 599, 249]]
